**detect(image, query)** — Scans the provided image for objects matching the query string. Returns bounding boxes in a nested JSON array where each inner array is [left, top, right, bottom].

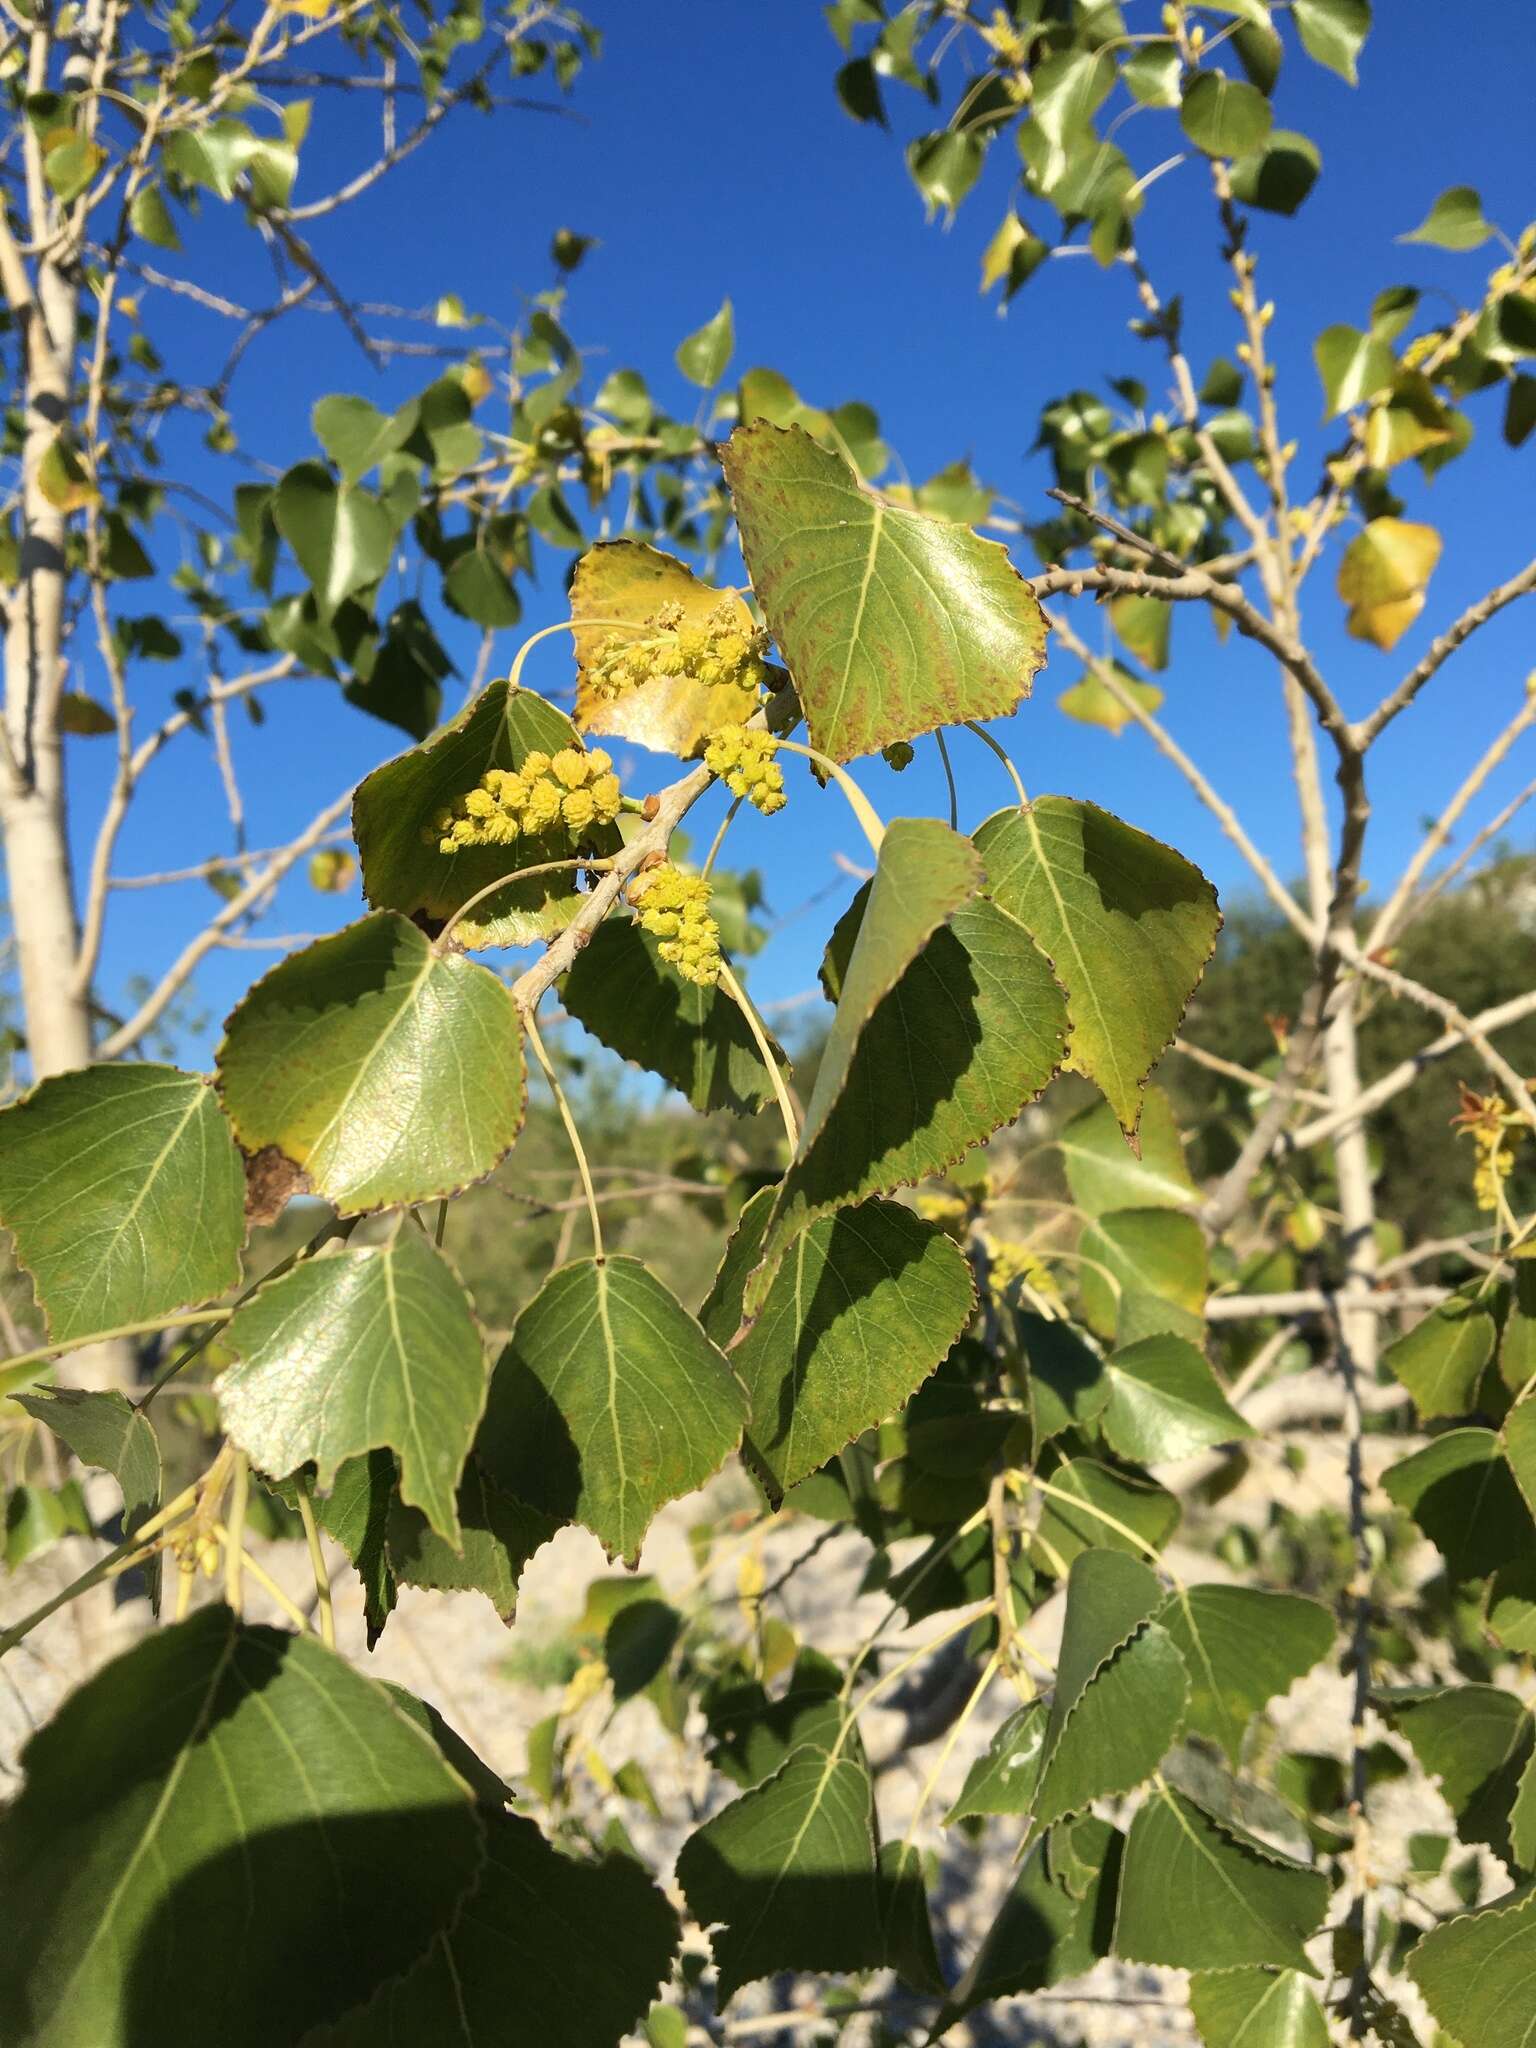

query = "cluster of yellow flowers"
[[1451, 1082, 1527, 1214], [629, 862, 721, 986], [422, 746, 623, 855], [987, 1238, 1063, 1307], [703, 725, 786, 815], [589, 598, 771, 706]]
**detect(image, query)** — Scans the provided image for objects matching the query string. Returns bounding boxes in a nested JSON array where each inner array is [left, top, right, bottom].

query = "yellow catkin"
[[629, 862, 721, 986], [422, 742, 624, 854], [589, 597, 770, 709], [703, 725, 786, 815]]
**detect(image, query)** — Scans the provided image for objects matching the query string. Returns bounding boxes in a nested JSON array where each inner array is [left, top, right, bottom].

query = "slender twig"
[[1355, 557, 1536, 747]]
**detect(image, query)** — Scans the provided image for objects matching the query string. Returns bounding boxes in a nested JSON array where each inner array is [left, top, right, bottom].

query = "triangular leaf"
[[722, 421, 1047, 763], [1058, 1086, 1195, 1217], [0, 1609, 483, 2048], [308, 1809, 678, 2048], [570, 542, 762, 758], [975, 798, 1220, 1139], [353, 682, 622, 948], [14, 1387, 160, 1540], [1114, 1783, 1327, 1973], [676, 298, 734, 387], [0, 1063, 245, 1343], [675, 1741, 884, 2002], [1408, 1882, 1536, 2044], [564, 918, 789, 1116], [217, 913, 525, 1214], [957, 1817, 1121, 2010], [221, 1235, 487, 1546], [1189, 1967, 1329, 2047], [1101, 1334, 1252, 1464], [1337, 516, 1441, 651], [701, 1190, 975, 1493], [387, 1457, 556, 1623], [946, 1702, 1048, 1823], [1157, 1586, 1335, 1763], [1383, 1286, 1498, 1421], [478, 1256, 747, 1563], [744, 889, 1067, 1315], [1078, 1208, 1209, 1344], [317, 1450, 397, 1648], [1293, 0, 1371, 84], [1377, 1683, 1533, 1863], [1382, 1426, 1535, 1580], [273, 462, 394, 615]]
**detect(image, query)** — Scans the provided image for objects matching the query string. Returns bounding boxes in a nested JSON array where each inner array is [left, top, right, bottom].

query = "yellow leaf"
[[36, 436, 99, 513], [458, 359, 494, 407], [1338, 517, 1443, 651], [1059, 662, 1164, 734], [308, 848, 358, 894]]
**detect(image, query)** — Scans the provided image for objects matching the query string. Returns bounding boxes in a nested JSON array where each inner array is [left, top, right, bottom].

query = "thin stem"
[[295, 1474, 334, 1649], [211, 1525, 312, 1633], [774, 740, 886, 855], [899, 1651, 1000, 1852], [224, 1452, 249, 1616], [433, 854, 614, 954], [935, 728, 959, 831], [718, 961, 799, 1155], [0, 1309, 228, 1394], [505, 614, 655, 695], [963, 721, 1028, 807], [524, 1006, 603, 1259], [0, 1480, 198, 1659], [701, 793, 745, 879]]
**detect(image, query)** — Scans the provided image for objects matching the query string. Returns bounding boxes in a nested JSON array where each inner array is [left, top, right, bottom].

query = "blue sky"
[[59, 1, 1536, 1058]]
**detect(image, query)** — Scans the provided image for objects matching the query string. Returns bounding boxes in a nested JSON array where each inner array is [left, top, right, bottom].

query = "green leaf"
[[1381, 1427, 1535, 1580], [222, 1235, 486, 1545], [1108, 591, 1172, 670], [1032, 47, 1114, 151], [43, 134, 104, 202], [906, 130, 983, 220], [217, 912, 525, 1215], [605, 1598, 681, 1699], [309, 1808, 678, 2048], [1122, 40, 1182, 108], [1059, 1087, 1194, 1218], [1383, 1287, 1497, 1421], [959, 1816, 1121, 2007], [443, 545, 522, 629], [14, 1387, 160, 1539], [564, 919, 789, 1116], [676, 1742, 884, 2002], [354, 681, 622, 949], [1409, 1884, 1536, 2048], [1032, 1448, 1181, 1569], [721, 420, 1047, 763], [0, 1063, 245, 1343], [1180, 70, 1274, 158], [1292, 0, 1371, 84], [273, 462, 394, 616], [317, 1450, 397, 1647], [387, 1457, 555, 1623], [700, 1190, 975, 1494], [1500, 1396, 1536, 1532], [975, 798, 1220, 1140], [1016, 1313, 1110, 1442], [1114, 1782, 1327, 1973], [6, 1482, 90, 1564], [705, 1649, 845, 1790], [346, 598, 451, 742], [801, 819, 984, 1161], [1488, 1557, 1536, 1654], [1036, 1551, 1189, 1826], [1100, 1335, 1251, 1464], [128, 182, 180, 250], [1078, 1208, 1209, 1344], [478, 1256, 747, 1563], [0, 1609, 483, 2048], [742, 889, 1067, 1317], [1401, 182, 1493, 250], [1314, 323, 1396, 418], [676, 298, 734, 387], [1377, 1685, 1532, 1863], [946, 1702, 1047, 1823], [1157, 1587, 1335, 1763], [1229, 129, 1321, 215], [1189, 1968, 1328, 2048], [312, 393, 416, 484]]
